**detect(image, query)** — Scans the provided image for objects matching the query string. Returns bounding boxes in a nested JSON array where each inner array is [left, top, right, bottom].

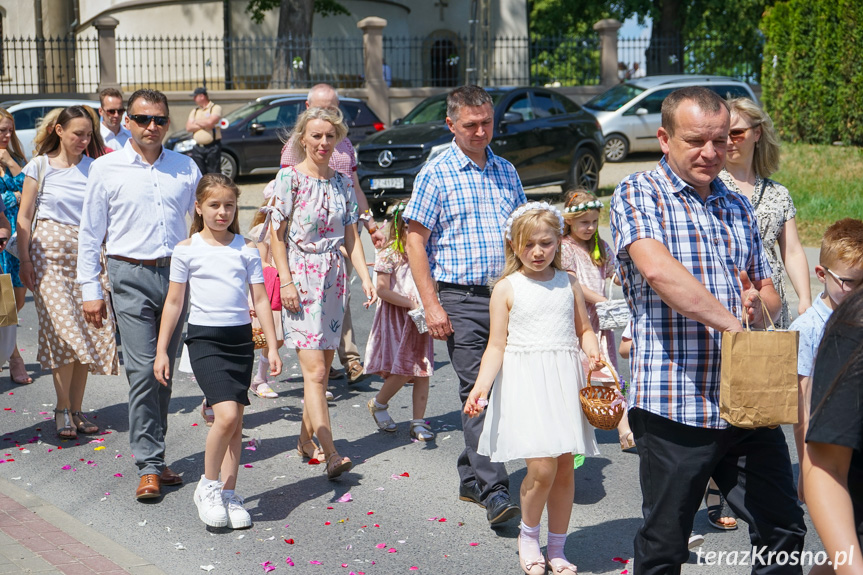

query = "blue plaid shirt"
[[404, 140, 526, 285], [610, 157, 772, 429]]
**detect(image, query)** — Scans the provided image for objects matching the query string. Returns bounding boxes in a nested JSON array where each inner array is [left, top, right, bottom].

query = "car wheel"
[[220, 152, 238, 180], [567, 148, 600, 193], [603, 134, 629, 162]]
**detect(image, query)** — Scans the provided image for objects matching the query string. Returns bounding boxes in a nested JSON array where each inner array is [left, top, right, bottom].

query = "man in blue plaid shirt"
[[404, 85, 525, 528], [611, 87, 805, 574]]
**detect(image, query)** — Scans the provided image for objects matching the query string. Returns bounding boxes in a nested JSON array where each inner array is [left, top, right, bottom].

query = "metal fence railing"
[[0, 36, 100, 94]]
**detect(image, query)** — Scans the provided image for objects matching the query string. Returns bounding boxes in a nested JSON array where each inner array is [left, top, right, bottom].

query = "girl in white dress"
[[465, 202, 600, 575]]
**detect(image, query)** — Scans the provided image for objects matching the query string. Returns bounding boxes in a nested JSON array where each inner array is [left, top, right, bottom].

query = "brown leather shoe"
[[346, 360, 365, 384], [135, 474, 161, 500], [160, 467, 183, 486]]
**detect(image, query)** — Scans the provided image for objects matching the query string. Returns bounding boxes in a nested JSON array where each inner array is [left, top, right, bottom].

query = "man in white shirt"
[[78, 89, 201, 502], [98, 87, 131, 152]]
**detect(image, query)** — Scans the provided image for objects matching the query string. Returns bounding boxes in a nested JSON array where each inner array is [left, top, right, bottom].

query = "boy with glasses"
[[98, 87, 131, 151], [790, 217, 863, 500]]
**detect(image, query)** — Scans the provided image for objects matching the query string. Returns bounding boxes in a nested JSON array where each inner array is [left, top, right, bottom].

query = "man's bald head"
[[306, 84, 339, 109]]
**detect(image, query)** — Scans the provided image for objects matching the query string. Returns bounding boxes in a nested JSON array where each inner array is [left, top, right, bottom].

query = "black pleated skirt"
[[186, 323, 254, 406]]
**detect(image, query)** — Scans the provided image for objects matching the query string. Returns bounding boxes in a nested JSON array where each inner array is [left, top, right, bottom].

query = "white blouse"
[[23, 155, 93, 226]]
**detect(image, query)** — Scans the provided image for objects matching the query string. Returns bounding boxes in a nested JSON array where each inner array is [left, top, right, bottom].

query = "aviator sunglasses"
[[728, 124, 760, 143], [128, 114, 169, 127], [102, 107, 125, 115]]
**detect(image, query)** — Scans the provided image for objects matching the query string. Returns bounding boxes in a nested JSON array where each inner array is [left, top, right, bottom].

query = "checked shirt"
[[610, 157, 772, 429], [404, 141, 526, 286]]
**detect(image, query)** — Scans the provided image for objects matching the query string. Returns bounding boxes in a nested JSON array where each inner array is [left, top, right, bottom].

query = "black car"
[[165, 95, 385, 179], [356, 87, 604, 208]]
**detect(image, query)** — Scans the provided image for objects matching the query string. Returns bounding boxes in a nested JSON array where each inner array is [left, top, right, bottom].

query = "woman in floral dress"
[[268, 107, 377, 479]]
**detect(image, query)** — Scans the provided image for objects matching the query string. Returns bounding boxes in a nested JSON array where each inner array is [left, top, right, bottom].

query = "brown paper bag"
[[0, 274, 18, 328], [719, 300, 799, 428]]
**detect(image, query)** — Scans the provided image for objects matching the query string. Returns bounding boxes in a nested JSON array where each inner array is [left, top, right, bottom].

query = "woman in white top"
[[17, 106, 118, 440]]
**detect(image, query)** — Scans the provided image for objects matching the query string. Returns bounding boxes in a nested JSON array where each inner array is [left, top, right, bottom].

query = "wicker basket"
[[579, 359, 625, 431], [252, 327, 267, 350]]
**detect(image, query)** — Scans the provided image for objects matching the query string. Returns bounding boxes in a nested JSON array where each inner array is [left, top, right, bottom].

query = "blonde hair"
[[728, 97, 781, 178], [820, 218, 863, 270], [562, 188, 608, 267], [0, 108, 26, 161], [289, 106, 348, 161], [499, 208, 563, 281], [32, 107, 64, 157], [190, 173, 241, 235]]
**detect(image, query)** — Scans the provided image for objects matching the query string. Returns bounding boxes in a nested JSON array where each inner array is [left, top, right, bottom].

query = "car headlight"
[[174, 138, 195, 154], [426, 143, 450, 163]]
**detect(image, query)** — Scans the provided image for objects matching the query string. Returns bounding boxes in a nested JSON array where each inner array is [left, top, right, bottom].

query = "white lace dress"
[[478, 269, 599, 462]]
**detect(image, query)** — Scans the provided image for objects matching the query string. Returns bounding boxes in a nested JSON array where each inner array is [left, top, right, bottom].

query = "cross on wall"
[[434, 0, 449, 21]]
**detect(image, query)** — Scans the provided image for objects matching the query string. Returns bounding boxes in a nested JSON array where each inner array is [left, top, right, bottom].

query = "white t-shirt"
[[170, 232, 264, 327], [23, 155, 93, 226]]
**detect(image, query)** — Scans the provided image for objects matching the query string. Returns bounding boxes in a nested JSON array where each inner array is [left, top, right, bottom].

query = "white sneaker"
[[688, 533, 705, 550], [222, 491, 252, 529], [193, 476, 228, 528]]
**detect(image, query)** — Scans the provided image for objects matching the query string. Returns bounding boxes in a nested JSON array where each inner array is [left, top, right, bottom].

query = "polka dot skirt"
[[31, 221, 119, 374]]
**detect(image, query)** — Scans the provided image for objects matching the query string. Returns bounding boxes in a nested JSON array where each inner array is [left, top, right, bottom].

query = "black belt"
[[108, 255, 172, 267], [437, 281, 492, 297]]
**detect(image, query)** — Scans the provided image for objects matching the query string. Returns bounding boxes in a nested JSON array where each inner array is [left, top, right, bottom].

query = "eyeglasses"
[[728, 124, 760, 143], [128, 114, 169, 127], [824, 267, 860, 292], [102, 108, 125, 115]]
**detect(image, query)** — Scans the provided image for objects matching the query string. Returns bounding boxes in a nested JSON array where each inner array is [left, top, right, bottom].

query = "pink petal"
[[410, 568, 419, 571], [388, 548, 397, 553], [61, 465, 72, 470], [309, 560, 322, 565], [375, 543, 386, 549], [336, 492, 352, 503], [113, 473, 123, 477], [469, 542, 479, 546]]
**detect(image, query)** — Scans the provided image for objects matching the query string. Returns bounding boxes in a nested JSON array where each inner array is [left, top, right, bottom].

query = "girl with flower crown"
[[364, 202, 435, 442], [465, 202, 600, 575], [561, 188, 635, 451]]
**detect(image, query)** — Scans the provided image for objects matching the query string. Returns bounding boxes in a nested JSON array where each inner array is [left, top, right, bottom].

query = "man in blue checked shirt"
[[610, 86, 805, 575], [404, 85, 525, 528]]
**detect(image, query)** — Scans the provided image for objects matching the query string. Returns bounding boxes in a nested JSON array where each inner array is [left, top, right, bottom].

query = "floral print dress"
[[266, 167, 358, 350], [719, 170, 797, 328]]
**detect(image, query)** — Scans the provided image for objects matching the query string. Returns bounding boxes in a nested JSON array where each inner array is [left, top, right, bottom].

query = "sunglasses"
[[128, 114, 169, 127], [103, 108, 125, 115], [728, 124, 760, 143]]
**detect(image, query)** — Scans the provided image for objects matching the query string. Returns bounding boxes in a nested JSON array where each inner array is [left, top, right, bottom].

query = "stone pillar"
[[95, 16, 120, 91], [357, 17, 390, 124], [593, 19, 622, 86]]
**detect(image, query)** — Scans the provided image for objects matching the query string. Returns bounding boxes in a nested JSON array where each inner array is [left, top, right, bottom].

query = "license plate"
[[370, 177, 404, 190]]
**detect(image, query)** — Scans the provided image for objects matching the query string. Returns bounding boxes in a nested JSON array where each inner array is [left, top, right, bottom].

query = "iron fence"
[[0, 36, 100, 95], [618, 35, 762, 83]]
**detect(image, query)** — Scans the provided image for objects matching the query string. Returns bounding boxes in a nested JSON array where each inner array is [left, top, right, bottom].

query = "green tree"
[[245, 0, 349, 88]]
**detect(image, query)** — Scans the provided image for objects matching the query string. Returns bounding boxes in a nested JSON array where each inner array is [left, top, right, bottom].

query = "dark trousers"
[[629, 408, 806, 575], [190, 141, 222, 175], [439, 287, 509, 502]]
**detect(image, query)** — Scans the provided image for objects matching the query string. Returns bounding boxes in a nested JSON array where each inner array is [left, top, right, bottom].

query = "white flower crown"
[[563, 199, 604, 214], [504, 201, 565, 241]]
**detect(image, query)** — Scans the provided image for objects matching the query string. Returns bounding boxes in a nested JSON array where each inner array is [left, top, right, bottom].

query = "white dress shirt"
[[77, 141, 201, 301], [100, 122, 132, 152]]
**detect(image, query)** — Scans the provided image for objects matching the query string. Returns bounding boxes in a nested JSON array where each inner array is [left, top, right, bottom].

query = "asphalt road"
[[0, 156, 829, 575]]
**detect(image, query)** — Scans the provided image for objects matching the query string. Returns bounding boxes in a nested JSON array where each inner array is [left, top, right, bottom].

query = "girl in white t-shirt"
[[155, 174, 282, 530]]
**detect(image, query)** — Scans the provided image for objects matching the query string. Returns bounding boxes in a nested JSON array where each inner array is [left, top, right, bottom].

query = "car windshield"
[[584, 84, 646, 112], [222, 101, 269, 127], [400, 93, 505, 125]]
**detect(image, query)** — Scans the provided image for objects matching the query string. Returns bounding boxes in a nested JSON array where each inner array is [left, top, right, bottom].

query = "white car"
[[2, 99, 99, 159], [583, 75, 758, 162]]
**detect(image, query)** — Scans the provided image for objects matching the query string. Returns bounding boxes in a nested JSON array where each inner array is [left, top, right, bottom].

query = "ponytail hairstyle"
[[384, 201, 409, 253], [562, 187, 608, 267], [190, 173, 241, 235], [498, 202, 564, 282]]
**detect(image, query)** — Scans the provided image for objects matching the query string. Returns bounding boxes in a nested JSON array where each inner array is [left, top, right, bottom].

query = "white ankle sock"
[[373, 398, 387, 409], [547, 531, 568, 561], [519, 521, 542, 562], [200, 475, 219, 488], [221, 489, 235, 499]]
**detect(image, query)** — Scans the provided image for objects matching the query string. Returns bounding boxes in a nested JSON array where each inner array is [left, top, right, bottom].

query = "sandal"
[[367, 398, 397, 432], [9, 356, 33, 385], [297, 438, 324, 462], [325, 453, 352, 480], [72, 411, 99, 434], [704, 486, 738, 530], [619, 431, 636, 452], [409, 419, 435, 442], [252, 381, 278, 399], [54, 408, 77, 440], [200, 399, 215, 427]]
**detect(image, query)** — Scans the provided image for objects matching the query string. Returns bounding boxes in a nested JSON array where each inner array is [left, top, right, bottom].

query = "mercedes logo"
[[377, 150, 394, 168]]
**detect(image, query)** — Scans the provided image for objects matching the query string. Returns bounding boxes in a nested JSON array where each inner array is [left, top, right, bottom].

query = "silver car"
[[583, 75, 758, 162], [2, 99, 99, 159]]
